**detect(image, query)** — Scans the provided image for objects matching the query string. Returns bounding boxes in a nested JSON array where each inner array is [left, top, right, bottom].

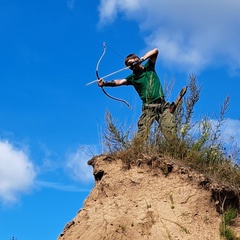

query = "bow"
[[96, 42, 131, 109]]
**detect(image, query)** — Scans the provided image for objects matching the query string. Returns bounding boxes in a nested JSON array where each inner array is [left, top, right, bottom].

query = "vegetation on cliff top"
[[99, 74, 240, 239], [101, 74, 240, 188]]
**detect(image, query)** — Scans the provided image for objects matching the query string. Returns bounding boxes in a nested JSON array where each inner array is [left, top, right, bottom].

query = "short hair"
[[124, 54, 139, 66]]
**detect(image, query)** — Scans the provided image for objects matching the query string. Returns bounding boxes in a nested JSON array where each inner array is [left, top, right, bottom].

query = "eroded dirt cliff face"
[[58, 155, 239, 240]]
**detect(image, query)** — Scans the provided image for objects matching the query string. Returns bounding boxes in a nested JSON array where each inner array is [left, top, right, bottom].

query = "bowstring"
[[104, 42, 125, 60], [97, 42, 131, 109]]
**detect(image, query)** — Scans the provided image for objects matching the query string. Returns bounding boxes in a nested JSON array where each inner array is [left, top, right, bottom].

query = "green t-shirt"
[[125, 60, 164, 104]]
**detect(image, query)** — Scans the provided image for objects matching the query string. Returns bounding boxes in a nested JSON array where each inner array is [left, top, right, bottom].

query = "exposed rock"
[[58, 154, 240, 240]]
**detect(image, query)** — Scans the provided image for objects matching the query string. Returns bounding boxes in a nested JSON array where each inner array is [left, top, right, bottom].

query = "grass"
[[100, 74, 240, 188], [99, 74, 240, 238], [220, 208, 239, 240]]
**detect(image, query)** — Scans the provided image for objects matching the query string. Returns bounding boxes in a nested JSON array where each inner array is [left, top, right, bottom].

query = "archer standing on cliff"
[[98, 48, 176, 141]]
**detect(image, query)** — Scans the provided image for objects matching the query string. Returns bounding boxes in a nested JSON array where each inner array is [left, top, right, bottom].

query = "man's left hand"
[[98, 78, 105, 87]]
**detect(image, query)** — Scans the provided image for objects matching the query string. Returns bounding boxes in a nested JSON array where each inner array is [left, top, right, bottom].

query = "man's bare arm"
[[98, 78, 127, 87], [141, 48, 159, 64]]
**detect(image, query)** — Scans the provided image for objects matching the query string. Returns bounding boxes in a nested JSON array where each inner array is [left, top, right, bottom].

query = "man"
[[98, 48, 176, 141]]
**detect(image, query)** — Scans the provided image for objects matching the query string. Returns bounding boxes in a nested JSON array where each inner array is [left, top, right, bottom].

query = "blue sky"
[[0, 0, 240, 239]]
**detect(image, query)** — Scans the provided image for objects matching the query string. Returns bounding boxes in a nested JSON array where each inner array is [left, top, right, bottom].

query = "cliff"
[[58, 154, 240, 240]]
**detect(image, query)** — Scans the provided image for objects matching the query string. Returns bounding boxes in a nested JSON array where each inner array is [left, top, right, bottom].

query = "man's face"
[[127, 57, 139, 69]]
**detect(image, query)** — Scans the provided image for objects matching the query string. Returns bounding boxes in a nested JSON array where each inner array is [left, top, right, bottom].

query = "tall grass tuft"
[[220, 207, 239, 240], [101, 74, 240, 187]]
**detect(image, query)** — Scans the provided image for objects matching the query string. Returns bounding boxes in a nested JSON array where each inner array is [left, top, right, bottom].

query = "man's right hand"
[[130, 57, 145, 69]]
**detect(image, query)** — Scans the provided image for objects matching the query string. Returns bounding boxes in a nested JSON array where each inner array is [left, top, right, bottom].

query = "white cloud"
[[98, 0, 141, 25], [221, 119, 240, 144], [67, 0, 75, 9], [98, 0, 240, 73], [35, 180, 91, 192], [0, 141, 36, 203], [65, 146, 98, 184]]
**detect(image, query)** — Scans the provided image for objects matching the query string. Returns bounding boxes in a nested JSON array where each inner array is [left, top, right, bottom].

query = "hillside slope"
[[58, 154, 240, 240]]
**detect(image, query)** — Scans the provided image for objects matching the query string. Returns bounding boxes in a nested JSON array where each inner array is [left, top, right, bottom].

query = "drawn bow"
[[95, 42, 131, 108]]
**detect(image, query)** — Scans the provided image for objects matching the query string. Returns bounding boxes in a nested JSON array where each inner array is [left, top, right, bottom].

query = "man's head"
[[124, 54, 140, 69]]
